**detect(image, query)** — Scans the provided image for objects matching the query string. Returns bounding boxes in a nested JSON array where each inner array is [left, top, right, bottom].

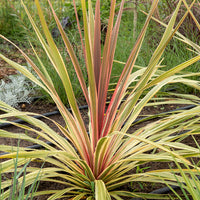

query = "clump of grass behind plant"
[[0, 1, 26, 41], [0, 141, 42, 200]]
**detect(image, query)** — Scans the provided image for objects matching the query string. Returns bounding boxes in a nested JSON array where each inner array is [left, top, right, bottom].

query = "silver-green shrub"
[[0, 68, 37, 107]]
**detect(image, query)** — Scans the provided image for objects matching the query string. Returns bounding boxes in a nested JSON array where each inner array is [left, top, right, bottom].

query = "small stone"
[[21, 104, 26, 109]]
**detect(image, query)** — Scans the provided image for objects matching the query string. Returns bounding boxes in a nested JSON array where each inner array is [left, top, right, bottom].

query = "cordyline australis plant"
[[1, 0, 200, 199]]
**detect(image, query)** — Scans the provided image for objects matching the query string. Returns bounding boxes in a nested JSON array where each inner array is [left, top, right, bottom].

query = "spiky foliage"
[[167, 157, 200, 200], [1, 0, 200, 199]]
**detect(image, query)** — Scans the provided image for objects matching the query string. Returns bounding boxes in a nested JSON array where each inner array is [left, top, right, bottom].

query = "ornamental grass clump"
[[1, 0, 200, 199], [168, 157, 200, 200], [0, 142, 42, 200]]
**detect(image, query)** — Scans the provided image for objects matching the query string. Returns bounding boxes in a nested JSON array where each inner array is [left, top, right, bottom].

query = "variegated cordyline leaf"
[[95, 180, 111, 200]]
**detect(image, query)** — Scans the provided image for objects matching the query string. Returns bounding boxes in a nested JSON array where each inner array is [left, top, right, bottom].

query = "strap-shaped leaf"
[[48, 0, 89, 105], [81, 0, 98, 151], [95, 180, 111, 200]]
